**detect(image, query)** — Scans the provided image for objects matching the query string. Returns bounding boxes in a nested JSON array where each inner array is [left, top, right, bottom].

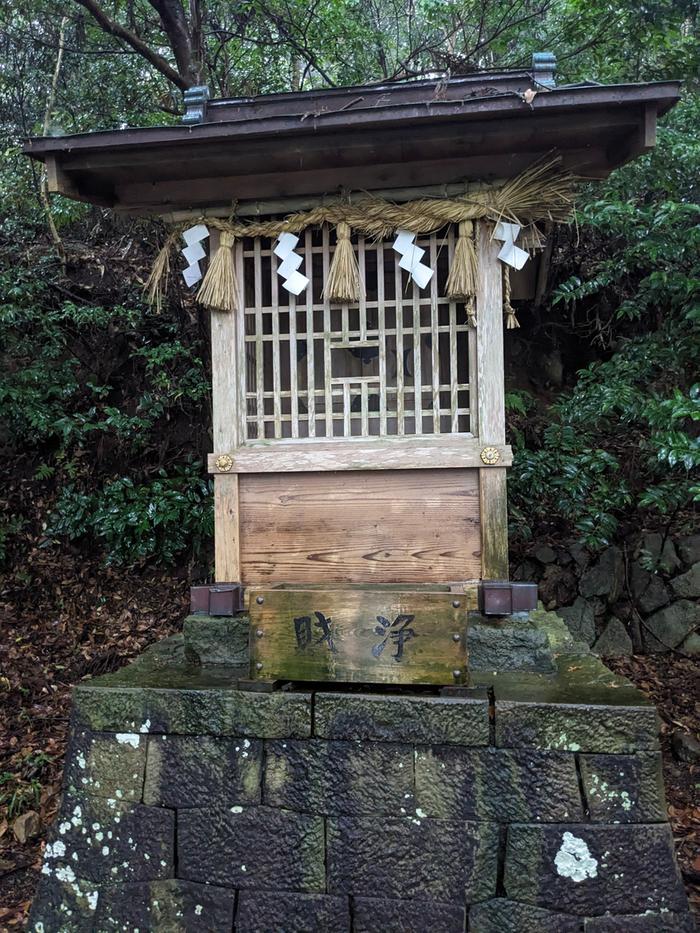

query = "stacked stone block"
[[30, 665, 693, 932]]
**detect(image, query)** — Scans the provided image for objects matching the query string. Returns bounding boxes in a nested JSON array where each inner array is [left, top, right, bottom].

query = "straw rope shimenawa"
[[145, 156, 576, 322]]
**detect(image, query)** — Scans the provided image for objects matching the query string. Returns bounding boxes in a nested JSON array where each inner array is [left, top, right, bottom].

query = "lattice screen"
[[237, 226, 474, 442]]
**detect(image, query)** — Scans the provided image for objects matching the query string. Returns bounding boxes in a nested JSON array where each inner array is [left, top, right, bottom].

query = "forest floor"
[[0, 556, 698, 928]]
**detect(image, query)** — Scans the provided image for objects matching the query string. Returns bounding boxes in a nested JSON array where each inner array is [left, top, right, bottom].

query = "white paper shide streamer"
[[493, 222, 529, 270], [392, 229, 434, 289], [181, 224, 210, 287], [274, 233, 309, 295]]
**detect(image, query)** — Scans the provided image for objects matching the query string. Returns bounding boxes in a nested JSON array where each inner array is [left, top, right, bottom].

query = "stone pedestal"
[[30, 611, 693, 932]]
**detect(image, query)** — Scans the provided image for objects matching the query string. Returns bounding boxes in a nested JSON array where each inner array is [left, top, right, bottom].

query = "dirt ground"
[[0, 555, 698, 927]]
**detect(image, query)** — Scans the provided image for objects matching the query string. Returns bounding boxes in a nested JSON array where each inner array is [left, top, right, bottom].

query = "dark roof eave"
[[23, 80, 682, 162]]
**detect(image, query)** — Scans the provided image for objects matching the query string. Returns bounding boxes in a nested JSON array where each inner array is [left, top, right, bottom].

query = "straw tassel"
[[144, 239, 174, 313], [446, 219, 477, 302], [196, 230, 238, 312], [503, 266, 520, 329], [324, 221, 361, 303]]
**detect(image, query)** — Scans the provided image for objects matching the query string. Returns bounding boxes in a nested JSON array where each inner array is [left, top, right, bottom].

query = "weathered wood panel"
[[476, 221, 509, 579], [214, 473, 240, 583], [476, 222, 505, 446], [248, 586, 470, 685], [211, 229, 241, 582], [238, 469, 481, 584], [479, 468, 509, 579], [208, 438, 512, 474]]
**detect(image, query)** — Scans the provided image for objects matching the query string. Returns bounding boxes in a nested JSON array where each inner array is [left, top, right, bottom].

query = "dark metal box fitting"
[[190, 583, 243, 616], [478, 581, 538, 616]]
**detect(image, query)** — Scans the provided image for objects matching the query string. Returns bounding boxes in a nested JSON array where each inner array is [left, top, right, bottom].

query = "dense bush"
[[0, 250, 213, 568], [508, 99, 700, 549], [509, 327, 699, 548]]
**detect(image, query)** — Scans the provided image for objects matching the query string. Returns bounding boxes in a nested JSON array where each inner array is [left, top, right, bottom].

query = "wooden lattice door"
[[210, 222, 510, 587], [237, 226, 476, 442]]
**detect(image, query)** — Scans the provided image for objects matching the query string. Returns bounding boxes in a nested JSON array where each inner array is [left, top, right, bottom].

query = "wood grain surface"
[[210, 229, 242, 582], [238, 468, 481, 584], [476, 221, 509, 578], [248, 586, 470, 685], [208, 437, 512, 474]]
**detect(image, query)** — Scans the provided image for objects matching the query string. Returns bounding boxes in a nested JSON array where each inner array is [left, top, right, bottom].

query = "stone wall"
[[513, 532, 700, 656], [30, 632, 693, 932]]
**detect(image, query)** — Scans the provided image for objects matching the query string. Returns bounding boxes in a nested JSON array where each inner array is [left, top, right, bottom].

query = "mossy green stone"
[[584, 911, 696, 931], [468, 606, 585, 673], [327, 816, 498, 902], [95, 879, 235, 931], [144, 734, 262, 807], [264, 739, 413, 815], [237, 892, 350, 932], [495, 700, 659, 753], [75, 681, 312, 738], [415, 746, 582, 821], [183, 613, 249, 666], [178, 806, 326, 893], [354, 897, 465, 933], [504, 823, 687, 916], [489, 655, 659, 753], [39, 795, 173, 885], [29, 875, 99, 932], [73, 686, 149, 733], [470, 898, 581, 933], [314, 691, 489, 745]]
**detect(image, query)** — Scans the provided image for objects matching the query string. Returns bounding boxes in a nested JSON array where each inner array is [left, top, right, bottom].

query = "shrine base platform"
[[30, 609, 693, 932]]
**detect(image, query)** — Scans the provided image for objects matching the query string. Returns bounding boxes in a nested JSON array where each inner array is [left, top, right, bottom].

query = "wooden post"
[[210, 230, 241, 582], [476, 222, 509, 580]]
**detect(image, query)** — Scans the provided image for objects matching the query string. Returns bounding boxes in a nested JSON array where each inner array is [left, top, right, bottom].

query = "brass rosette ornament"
[[480, 446, 501, 465]]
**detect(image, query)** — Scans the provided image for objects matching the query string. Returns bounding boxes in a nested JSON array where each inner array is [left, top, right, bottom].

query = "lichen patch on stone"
[[554, 831, 598, 882], [587, 773, 635, 811], [115, 733, 141, 748], [45, 840, 66, 860]]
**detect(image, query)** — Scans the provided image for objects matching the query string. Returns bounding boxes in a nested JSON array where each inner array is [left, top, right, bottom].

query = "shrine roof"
[[23, 65, 680, 215]]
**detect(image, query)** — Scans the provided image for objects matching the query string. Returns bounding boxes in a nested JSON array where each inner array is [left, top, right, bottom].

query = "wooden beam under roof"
[[23, 78, 681, 214]]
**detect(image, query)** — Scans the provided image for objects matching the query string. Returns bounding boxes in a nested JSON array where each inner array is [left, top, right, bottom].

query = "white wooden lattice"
[[236, 226, 475, 442]]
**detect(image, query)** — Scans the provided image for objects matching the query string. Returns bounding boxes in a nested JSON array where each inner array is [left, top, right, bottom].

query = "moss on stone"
[[183, 614, 249, 666], [74, 681, 313, 738], [314, 691, 490, 745]]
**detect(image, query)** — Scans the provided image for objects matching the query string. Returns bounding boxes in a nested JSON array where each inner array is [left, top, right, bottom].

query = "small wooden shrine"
[[26, 57, 695, 933], [26, 56, 680, 688]]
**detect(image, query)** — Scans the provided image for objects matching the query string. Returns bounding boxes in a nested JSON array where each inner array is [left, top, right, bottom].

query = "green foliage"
[[0, 251, 212, 567], [509, 327, 698, 548], [0, 751, 55, 819], [512, 93, 699, 549], [553, 98, 700, 331], [49, 463, 213, 566]]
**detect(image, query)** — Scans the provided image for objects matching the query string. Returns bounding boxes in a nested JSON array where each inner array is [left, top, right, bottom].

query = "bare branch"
[[70, 0, 189, 89], [148, 0, 196, 84]]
